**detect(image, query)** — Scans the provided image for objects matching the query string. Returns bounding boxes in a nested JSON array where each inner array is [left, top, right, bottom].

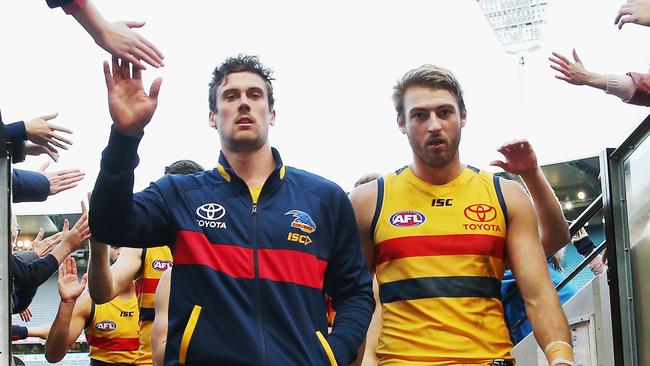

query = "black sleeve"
[[11, 254, 58, 290], [46, 0, 76, 9]]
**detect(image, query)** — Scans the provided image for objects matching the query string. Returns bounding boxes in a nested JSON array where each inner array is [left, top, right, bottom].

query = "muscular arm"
[[152, 268, 171, 366], [348, 181, 380, 366], [502, 179, 572, 364], [88, 245, 142, 304], [45, 291, 91, 363], [520, 168, 570, 256]]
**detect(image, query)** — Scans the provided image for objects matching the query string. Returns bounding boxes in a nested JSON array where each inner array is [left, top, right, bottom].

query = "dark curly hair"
[[208, 54, 275, 113], [164, 160, 204, 175]]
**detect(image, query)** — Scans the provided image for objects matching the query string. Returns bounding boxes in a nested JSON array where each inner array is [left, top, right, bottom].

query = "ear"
[[460, 109, 467, 128], [209, 111, 217, 129], [269, 109, 276, 126], [397, 116, 406, 134]]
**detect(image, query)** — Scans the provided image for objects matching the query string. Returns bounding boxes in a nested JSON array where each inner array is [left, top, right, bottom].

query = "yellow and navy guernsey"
[[373, 166, 513, 365], [85, 295, 140, 366], [134, 246, 173, 365], [90, 129, 374, 366]]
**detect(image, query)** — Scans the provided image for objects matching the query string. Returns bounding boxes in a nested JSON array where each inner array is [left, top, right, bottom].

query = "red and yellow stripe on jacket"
[[85, 295, 140, 364], [134, 246, 172, 365], [373, 166, 513, 365]]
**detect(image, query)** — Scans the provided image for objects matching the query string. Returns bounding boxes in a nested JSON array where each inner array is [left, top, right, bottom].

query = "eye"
[[249, 91, 263, 99], [437, 108, 452, 118], [224, 93, 237, 101], [412, 111, 428, 121]]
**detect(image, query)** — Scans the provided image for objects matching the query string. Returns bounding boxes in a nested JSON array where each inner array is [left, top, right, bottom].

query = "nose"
[[426, 115, 442, 133], [238, 95, 251, 113]]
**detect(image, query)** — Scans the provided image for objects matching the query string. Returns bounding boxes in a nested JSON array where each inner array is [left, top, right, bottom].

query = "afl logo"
[[463, 204, 497, 222], [152, 259, 173, 272], [95, 320, 117, 332], [389, 211, 426, 227], [196, 203, 226, 221]]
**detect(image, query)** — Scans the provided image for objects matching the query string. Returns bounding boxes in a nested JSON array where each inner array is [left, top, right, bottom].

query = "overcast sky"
[[2, 0, 649, 215]]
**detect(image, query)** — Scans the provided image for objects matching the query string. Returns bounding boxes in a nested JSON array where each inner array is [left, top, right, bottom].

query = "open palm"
[[490, 139, 538, 176], [58, 257, 87, 303], [104, 56, 162, 135]]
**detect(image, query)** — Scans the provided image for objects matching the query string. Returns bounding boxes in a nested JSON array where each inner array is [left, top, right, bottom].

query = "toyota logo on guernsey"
[[389, 211, 426, 227], [196, 203, 227, 229], [463, 204, 497, 222]]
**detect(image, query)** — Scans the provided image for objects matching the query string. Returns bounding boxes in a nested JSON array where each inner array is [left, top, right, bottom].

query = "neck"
[[118, 282, 135, 300], [221, 143, 276, 188], [410, 152, 464, 185]]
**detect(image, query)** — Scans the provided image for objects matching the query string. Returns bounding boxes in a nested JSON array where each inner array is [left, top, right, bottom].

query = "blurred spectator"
[[47, 0, 164, 69], [572, 227, 607, 276]]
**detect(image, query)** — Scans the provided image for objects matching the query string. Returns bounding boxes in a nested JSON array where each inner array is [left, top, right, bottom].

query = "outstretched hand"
[[549, 49, 593, 86], [38, 162, 85, 196], [24, 113, 73, 155], [490, 139, 539, 178], [104, 57, 162, 136], [615, 0, 650, 29], [31, 228, 62, 257], [57, 256, 87, 303], [95, 21, 165, 70]]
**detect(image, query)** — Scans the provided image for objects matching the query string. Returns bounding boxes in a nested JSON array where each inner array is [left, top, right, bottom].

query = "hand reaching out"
[[104, 57, 163, 136], [94, 21, 165, 70], [57, 256, 87, 303], [38, 162, 85, 196], [615, 0, 650, 29], [24, 113, 73, 155], [30, 229, 62, 257], [489, 139, 539, 178]]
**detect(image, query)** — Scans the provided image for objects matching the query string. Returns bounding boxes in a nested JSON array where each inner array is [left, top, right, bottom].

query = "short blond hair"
[[392, 65, 466, 120]]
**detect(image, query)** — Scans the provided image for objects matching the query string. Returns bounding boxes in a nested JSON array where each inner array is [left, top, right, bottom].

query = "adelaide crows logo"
[[285, 210, 317, 234]]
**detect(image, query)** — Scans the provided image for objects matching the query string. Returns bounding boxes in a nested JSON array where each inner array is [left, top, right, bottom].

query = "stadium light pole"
[[477, 0, 551, 137]]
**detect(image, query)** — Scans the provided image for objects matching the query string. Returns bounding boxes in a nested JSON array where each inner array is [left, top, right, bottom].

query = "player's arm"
[[491, 139, 569, 256], [45, 258, 92, 363], [152, 268, 172, 366], [502, 179, 574, 366], [348, 181, 381, 366], [88, 244, 143, 304]]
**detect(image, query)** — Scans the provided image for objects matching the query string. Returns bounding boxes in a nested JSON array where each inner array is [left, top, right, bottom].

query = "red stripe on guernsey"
[[258, 249, 328, 289], [136, 278, 160, 295], [86, 334, 139, 351], [175, 230, 254, 279], [376, 234, 506, 265]]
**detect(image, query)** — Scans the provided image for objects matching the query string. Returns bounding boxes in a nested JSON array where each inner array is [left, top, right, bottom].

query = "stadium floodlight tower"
[[477, 0, 551, 136]]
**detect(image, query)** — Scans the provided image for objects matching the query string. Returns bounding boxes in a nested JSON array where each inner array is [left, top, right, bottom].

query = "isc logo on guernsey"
[[195, 203, 227, 229], [389, 211, 426, 227]]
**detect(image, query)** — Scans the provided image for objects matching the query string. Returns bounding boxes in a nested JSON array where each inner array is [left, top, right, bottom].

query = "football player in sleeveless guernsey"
[[87, 160, 203, 366], [349, 65, 574, 366], [45, 251, 139, 365]]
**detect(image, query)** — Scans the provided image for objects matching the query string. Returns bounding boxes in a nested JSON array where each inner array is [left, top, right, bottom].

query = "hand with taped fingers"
[[24, 113, 73, 154], [31, 228, 62, 257], [490, 139, 540, 179], [57, 256, 87, 303], [38, 162, 85, 196], [24, 143, 60, 162], [549, 49, 606, 90], [104, 57, 163, 136], [615, 0, 650, 29]]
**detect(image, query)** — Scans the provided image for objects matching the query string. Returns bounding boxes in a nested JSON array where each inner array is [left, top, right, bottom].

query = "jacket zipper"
[[251, 202, 266, 365]]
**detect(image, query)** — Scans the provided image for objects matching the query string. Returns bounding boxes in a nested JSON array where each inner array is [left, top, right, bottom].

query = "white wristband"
[[550, 359, 575, 366]]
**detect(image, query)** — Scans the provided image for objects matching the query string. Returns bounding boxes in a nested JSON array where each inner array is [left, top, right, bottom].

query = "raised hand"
[[38, 162, 85, 196], [104, 57, 163, 135], [60, 213, 92, 254], [489, 139, 539, 178], [24, 143, 59, 162], [30, 228, 62, 257], [19, 308, 33, 322], [95, 21, 164, 70], [615, 0, 650, 29], [57, 256, 87, 303], [549, 49, 594, 86], [24, 113, 73, 154]]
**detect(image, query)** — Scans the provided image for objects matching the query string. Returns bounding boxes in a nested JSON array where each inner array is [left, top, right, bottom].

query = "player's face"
[[399, 87, 466, 168], [209, 72, 276, 152]]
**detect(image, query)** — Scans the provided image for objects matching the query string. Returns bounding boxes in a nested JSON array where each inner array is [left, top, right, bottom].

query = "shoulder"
[[285, 166, 347, 197]]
